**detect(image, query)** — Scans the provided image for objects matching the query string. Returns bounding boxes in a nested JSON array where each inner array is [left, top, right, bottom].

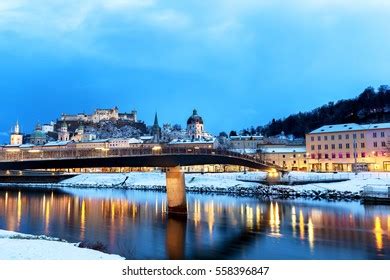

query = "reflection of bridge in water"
[[0, 189, 388, 259], [0, 147, 283, 215]]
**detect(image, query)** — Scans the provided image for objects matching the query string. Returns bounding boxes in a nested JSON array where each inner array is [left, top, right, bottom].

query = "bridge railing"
[[0, 146, 279, 169]]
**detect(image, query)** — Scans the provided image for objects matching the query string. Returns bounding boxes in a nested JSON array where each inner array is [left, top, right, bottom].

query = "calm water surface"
[[0, 187, 389, 260]]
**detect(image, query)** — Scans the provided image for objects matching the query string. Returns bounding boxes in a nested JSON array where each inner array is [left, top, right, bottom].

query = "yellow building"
[[306, 123, 390, 172], [257, 145, 307, 171]]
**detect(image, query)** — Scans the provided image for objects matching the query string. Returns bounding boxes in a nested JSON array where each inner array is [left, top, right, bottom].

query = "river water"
[[0, 187, 389, 260]]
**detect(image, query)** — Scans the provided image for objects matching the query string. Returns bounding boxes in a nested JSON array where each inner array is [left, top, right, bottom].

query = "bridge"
[[0, 146, 283, 215]]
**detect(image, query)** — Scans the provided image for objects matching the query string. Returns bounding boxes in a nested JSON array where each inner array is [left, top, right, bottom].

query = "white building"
[[58, 122, 70, 142], [109, 138, 143, 148], [186, 109, 206, 140], [42, 121, 55, 133], [10, 121, 23, 146]]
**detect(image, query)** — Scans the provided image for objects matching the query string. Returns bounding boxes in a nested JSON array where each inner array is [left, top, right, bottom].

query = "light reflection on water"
[[0, 188, 389, 260]]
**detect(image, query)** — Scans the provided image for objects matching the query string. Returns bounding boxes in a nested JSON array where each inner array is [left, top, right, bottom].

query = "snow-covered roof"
[[19, 144, 35, 148], [229, 148, 258, 154], [310, 122, 390, 134], [83, 139, 109, 143], [109, 138, 143, 144], [259, 146, 307, 154], [140, 136, 153, 141], [44, 141, 72, 147], [4, 144, 21, 148], [230, 135, 263, 140], [169, 138, 216, 145]]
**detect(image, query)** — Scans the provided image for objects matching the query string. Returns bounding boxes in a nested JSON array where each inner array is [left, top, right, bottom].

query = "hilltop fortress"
[[60, 107, 138, 124]]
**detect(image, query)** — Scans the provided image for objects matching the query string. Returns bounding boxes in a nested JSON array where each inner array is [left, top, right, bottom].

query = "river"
[[0, 187, 389, 260]]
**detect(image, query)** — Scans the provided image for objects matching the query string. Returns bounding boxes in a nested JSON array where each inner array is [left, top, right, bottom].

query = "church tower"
[[10, 121, 23, 145], [187, 109, 204, 140], [58, 121, 70, 141], [151, 113, 161, 143]]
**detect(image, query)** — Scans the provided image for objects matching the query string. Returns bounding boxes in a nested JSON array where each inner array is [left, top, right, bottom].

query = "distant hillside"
[[236, 86, 390, 138]]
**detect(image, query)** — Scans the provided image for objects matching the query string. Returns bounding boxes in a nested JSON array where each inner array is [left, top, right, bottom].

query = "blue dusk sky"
[[0, 0, 390, 142]]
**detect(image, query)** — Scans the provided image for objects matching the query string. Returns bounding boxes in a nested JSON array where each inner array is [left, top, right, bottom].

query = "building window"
[[311, 154, 315, 159], [318, 136, 321, 141], [381, 131, 385, 137], [353, 142, 357, 148], [361, 152, 366, 158], [360, 133, 364, 139], [325, 144, 328, 150], [374, 142, 378, 148], [332, 153, 336, 159], [293, 161, 296, 164], [346, 153, 351, 158], [311, 136, 314, 141], [324, 136, 328, 141], [283, 155, 286, 158], [318, 145, 322, 150], [373, 132, 377, 138], [293, 154, 296, 158], [318, 153, 322, 159], [382, 142, 386, 147], [353, 134, 357, 139], [361, 143, 365, 148], [339, 153, 343, 158], [338, 135, 342, 140], [273, 161, 275, 164], [331, 135, 335, 140], [311, 145, 315, 151], [339, 144, 342, 149], [346, 143, 350, 149], [304, 160, 307, 164], [331, 144, 335, 150], [325, 154, 329, 159], [345, 134, 350, 140]]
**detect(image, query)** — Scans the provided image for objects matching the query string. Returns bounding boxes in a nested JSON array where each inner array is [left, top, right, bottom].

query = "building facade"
[[61, 107, 137, 124], [58, 122, 70, 142], [257, 145, 307, 171], [229, 135, 264, 153], [306, 123, 390, 172], [10, 121, 23, 145], [187, 109, 205, 140]]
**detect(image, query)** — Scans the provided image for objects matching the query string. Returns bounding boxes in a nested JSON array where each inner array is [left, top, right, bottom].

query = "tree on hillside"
[[252, 86, 390, 138]]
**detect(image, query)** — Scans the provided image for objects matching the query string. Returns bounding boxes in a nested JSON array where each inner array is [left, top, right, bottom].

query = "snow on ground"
[[59, 171, 390, 197], [0, 230, 124, 260], [61, 172, 260, 190]]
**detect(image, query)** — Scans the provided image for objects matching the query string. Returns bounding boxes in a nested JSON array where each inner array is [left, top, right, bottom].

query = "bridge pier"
[[166, 166, 187, 216], [266, 171, 283, 184]]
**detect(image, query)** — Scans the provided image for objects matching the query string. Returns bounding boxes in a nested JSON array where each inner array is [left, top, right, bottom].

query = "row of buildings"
[[4, 108, 390, 172], [229, 122, 389, 172], [60, 107, 138, 124]]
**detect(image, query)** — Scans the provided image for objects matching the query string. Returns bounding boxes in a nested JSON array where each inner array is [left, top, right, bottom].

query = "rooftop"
[[230, 135, 264, 140], [309, 122, 390, 134], [259, 146, 307, 154]]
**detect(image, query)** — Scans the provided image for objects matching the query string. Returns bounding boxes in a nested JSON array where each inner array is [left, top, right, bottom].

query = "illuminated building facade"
[[306, 123, 390, 172], [10, 121, 23, 146]]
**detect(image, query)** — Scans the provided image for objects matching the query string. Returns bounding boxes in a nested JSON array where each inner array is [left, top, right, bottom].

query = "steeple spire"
[[14, 120, 20, 134], [154, 112, 159, 126]]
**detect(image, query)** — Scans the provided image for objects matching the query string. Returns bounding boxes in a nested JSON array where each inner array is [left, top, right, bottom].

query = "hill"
[[238, 85, 390, 138]]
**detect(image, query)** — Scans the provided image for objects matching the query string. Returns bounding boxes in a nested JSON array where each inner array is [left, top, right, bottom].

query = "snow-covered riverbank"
[[57, 171, 390, 200], [0, 230, 124, 260]]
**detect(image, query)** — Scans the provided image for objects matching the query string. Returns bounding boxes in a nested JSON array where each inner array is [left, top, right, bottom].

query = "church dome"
[[187, 109, 204, 125]]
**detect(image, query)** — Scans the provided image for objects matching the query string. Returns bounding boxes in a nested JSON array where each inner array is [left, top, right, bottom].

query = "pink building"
[[306, 123, 390, 172]]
